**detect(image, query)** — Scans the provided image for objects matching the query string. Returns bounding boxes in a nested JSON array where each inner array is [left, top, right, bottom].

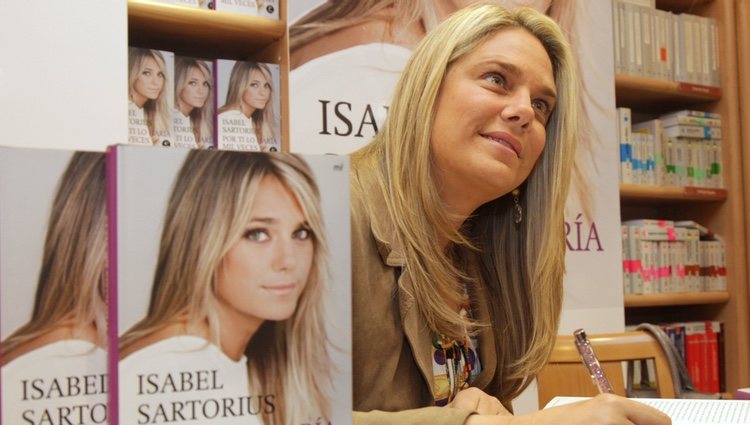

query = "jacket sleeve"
[[353, 407, 473, 425]]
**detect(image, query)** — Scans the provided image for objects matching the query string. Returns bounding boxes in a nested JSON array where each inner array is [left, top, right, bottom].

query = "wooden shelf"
[[624, 291, 730, 307], [620, 184, 727, 203], [655, 0, 713, 13], [615, 75, 721, 111], [128, 0, 286, 59]]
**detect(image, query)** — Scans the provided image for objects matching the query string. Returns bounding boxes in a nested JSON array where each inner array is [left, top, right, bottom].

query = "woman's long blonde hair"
[[353, 4, 578, 401], [290, 0, 441, 52], [174, 57, 214, 148], [120, 151, 331, 425], [128, 48, 171, 145], [218, 61, 277, 150], [1, 152, 107, 361]]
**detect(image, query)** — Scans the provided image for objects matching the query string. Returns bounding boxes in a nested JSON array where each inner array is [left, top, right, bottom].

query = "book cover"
[[216, 60, 282, 152], [145, 0, 199, 6], [214, 0, 279, 19], [108, 146, 351, 425], [128, 47, 175, 147], [1, 147, 108, 424], [172, 56, 215, 149]]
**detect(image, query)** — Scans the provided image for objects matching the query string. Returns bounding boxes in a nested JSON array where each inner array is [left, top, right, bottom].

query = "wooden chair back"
[[536, 330, 676, 408]]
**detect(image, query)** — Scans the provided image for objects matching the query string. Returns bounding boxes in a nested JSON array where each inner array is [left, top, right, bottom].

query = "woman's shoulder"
[[3, 324, 100, 365], [120, 323, 208, 360]]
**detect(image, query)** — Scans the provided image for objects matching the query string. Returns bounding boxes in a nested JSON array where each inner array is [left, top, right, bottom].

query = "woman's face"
[[133, 56, 165, 101], [179, 67, 210, 110], [215, 175, 314, 326], [429, 27, 556, 213], [241, 69, 271, 112]]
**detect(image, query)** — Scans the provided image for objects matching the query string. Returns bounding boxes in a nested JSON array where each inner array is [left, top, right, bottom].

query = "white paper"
[[545, 397, 750, 425]]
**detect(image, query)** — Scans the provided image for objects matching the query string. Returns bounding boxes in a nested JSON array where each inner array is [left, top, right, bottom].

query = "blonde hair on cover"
[[1, 152, 107, 361], [290, 0, 441, 51], [128, 48, 171, 145], [352, 4, 578, 401], [174, 57, 214, 148], [120, 151, 332, 425], [218, 61, 277, 150]]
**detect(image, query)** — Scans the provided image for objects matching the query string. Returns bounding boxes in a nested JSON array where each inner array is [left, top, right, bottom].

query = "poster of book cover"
[[128, 47, 175, 147], [214, 0, 279, 19], [172, 56, 215, 149], [108, 145, 351, 425], [0, 147, 108, 424], [215, 59, 281, 152]]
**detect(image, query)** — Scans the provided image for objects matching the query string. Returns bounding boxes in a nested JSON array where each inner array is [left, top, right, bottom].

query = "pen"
[[573, 328, 615, 394]]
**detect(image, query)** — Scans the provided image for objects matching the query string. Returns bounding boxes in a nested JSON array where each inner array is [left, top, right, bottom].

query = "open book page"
[[545, 397, 750, 425]]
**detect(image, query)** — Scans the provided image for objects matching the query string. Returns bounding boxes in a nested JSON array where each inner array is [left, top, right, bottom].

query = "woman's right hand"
[[464, 393, 671, 425]]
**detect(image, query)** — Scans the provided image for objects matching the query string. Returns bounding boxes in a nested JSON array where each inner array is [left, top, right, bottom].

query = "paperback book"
[[172, 56, 215, 149], [107, 146, 351, 425], [145, 0, 199, 6], [215, 59, 281, 152], [128, 47, 175, 147], [214, 0, 279, 19], [0, 147, 108, 424]]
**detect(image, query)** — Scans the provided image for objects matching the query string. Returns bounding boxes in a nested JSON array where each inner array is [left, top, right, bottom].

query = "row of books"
[[617, 108, 724, 188], [622, 219, 726, 295], [145, 0, 279, 19], [0, 145, 351, 424], [628, 321, 724, 394], [612, 0, 720, 86], [128, 47, 282, 151]]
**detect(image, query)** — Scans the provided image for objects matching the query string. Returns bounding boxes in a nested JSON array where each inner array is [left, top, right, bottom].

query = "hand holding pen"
[[573, 328, 615, 394]]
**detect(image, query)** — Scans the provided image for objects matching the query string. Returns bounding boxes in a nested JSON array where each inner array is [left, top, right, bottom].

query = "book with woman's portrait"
[[214, 0, 279, 19], [215, 59, 282, 152], [107, 145, 351, 425], [172, 56, 215, 149], [128, 47, 175, 147], [0, 147, 109, 425]]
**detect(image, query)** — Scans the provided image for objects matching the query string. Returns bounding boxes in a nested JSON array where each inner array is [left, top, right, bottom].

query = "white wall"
[[0, 0, 127, 151]]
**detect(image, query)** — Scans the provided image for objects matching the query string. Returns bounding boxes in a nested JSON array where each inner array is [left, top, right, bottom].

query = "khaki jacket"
[[350, 163, 503, 425]]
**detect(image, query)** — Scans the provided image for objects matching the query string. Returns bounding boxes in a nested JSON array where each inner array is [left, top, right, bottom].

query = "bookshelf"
[[618, 0, 749, 393], [127, 0, 290, 151]]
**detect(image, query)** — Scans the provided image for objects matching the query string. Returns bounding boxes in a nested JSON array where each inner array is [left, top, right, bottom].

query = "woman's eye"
[[293, 227, 312, 240], [264, 83, 272, 90], [243, 228, 269, 242], [203, 81, 211, 88], [142, 70, 151, 76], [485, 73, 506, 87], [188, 80, 197, 86], [532, 99, 549, 114], [158, 72, 165, 79], [249, 82, 259, 88]]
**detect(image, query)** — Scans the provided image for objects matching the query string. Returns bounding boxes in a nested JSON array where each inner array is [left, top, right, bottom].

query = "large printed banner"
[[288, 0, 622, 410]]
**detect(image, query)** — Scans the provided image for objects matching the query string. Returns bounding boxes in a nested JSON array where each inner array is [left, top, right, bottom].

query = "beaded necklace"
[[431, 307, 481, 406]]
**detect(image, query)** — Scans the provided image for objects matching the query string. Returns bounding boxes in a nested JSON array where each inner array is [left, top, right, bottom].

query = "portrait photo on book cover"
[[128, 47, 175, 147], [0, 149, 108, 425], [113, 147, 351, 425], [216, 60, 282, 152], [172, 56, 215, 149]]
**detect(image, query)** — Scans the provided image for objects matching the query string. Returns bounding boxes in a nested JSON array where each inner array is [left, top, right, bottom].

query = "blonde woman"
[[128, 47, 172, 146], [217, 61, 278, 152], [348, 5, 669, 425], [173, 57, 213, 149], [1, 152, 107, 423], [119, 151, 331, 425]]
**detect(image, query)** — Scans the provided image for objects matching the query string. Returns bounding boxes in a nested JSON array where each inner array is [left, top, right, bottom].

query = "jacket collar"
[[355, 163, 498, 395]]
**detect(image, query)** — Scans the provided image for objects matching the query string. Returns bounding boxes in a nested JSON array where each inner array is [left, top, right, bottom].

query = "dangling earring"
[[512, 189, 522, 224]]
